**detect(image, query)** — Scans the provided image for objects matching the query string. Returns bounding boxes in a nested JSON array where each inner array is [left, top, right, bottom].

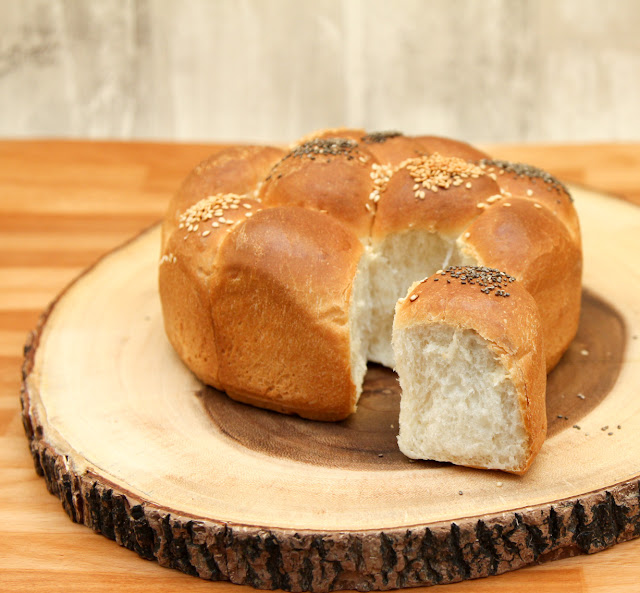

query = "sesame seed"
[[398, 153, 485, 198], [159, 253, 177, 265], [503, 202, 511, 207], [580, 349, 589, 356], [496, 482, 503, 488], [458, 491, 463, 495], [202, 230, 211, 237], [245, 212, 253, 217], [409, 294, 419, 302], [534, 203, 542, 209], [242, 202, 252, 209], [465, 182, 472, 189], [369, 162, 394, 202], [178, 195, 249, 236], [527, 189, 534, 196], [577, 393, 586, 400]]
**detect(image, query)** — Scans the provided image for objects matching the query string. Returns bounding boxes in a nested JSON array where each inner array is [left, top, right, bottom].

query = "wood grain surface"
[[2, 140, 640, 592]]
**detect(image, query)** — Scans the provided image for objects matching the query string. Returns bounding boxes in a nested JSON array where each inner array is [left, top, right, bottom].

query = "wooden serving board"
[[20, 183, 640, 592]]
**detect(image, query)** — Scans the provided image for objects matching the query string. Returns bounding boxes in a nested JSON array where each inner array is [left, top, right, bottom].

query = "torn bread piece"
[[393, 266, 546, 474]]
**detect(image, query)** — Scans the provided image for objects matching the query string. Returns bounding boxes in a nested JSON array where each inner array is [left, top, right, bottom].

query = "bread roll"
[[159, 130, 581, 438], [210, 206, 368, 421], [393, 267, 546, 474], [160, 146, 285, 389], [258, 137, 375, 239]]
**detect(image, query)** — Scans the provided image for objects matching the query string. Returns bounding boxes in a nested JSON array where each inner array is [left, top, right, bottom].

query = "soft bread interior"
[[393, 323, 529, 471], [366, 230, 476, 367], [348, 251, 372, 405]]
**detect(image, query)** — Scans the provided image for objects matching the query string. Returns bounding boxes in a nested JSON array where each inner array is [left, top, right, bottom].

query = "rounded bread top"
[[478, 159, 580, 244], [162, 145, 286, 243], [371, 152, 502, 240], [257, 137, 377, 238]]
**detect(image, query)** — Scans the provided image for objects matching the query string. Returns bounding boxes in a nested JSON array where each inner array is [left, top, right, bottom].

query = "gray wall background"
[[2, 0, 640, 145]]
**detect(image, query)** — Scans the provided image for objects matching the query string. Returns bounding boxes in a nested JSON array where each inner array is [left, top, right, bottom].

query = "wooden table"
[[2, 140, 639, 593]]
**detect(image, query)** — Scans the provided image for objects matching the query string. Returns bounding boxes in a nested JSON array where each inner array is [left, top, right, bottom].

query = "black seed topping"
[[437, 266, 515, 297], [265, 137, 363, 180], [480, 158, 571, 199], [361, 130, 403, 144], [290, 137, 359, 158]]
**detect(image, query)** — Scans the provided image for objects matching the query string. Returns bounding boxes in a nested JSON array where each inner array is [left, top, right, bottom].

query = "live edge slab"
[[3, 141, 640, 593]]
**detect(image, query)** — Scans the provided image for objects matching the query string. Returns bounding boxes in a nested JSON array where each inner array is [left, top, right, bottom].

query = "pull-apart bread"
[[159, 130, 582, 472], [393, 267, 546, 474]]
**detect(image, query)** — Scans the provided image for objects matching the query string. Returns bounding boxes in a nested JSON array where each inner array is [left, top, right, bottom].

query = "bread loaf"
[[159, 130, 581, 432]]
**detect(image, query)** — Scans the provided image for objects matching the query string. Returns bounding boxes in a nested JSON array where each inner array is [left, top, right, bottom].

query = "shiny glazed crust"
[[159, 130, 582, 421]]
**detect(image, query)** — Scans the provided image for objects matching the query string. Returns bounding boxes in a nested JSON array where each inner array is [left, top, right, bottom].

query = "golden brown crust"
[[159, 194, 262, 389], [258, 138, 376, 238], [414, 135, 491, 161], [159, 130, 582, 426], [372, 153, 502, 240], [479, 159, 581, 245], [162, 145, 286, 245], [394, 267, 547, 474], [459, 198, 582, 371], [210, 206, 364, 421], [359, 131, 425, 167]]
